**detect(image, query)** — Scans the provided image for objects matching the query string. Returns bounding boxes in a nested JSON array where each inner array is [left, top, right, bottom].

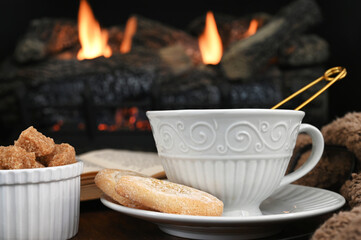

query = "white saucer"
[[100, 184, 345, 240]]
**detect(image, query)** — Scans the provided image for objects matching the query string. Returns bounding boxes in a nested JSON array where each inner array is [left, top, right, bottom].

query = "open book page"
[[77, 149, 165, 178], [81, 160, 104, 173]]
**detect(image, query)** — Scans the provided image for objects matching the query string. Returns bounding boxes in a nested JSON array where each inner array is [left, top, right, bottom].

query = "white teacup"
[[146, 109, 324, 217]]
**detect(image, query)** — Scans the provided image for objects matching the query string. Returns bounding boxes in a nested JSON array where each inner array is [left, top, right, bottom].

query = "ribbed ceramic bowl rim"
[[0, 160, 83, 185], [146, 109, 305, 117]]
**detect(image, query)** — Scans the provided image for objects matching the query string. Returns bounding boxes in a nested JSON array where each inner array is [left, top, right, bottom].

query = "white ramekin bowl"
[[0, 161, 83, 240]]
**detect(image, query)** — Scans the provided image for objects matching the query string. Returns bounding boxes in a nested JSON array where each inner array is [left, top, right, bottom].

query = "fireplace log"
[[0, 41, 200, 120], [132, 15, 202, 64], [1, 43, 194, 88], [0, 48, 161, 114], [12, 18, 127, 64], [13, 15, 202, 65], [228, 66, 282, 108], [156, 65, 221, 108], [155, 65, 283, 109], [4, 46, 187, 84], [278, 35, 329, 67], [158, 44, 193, 75], [13, 18, 79, 63], [0, 51, 283, 128], [221, 0, 322, 80]]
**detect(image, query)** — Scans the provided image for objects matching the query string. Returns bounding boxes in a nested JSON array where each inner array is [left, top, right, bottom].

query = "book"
[[77, 149, 165, 201]]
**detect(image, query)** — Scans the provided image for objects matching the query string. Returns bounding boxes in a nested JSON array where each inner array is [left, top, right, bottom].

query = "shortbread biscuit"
[[38, 143, 76, 167], [0, 146, 44, 169], [94, 169, 150, 209], [116, 176, 224, 216], [14, 126, 55, 157]]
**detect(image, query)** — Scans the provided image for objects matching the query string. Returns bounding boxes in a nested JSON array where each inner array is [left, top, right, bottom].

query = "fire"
[[198, 11, 223, 65], [120, 16, 137, 54], [77, 0, 112, 60], [52, 120, 63, 132], [97, 107, 151, 131], [244, 19, 259, 38]]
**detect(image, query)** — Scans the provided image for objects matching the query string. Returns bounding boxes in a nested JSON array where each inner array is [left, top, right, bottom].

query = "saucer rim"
[[100, 184, 345, 224]]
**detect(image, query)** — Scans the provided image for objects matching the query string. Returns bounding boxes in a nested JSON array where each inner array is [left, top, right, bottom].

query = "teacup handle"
[[280, 123, 324, 187]]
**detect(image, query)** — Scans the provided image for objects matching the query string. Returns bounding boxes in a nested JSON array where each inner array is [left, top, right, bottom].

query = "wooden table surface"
[[71, 200, 333, 240]]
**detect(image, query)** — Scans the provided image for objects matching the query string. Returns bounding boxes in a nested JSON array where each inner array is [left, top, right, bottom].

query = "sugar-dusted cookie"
[[94, 169, 150, 209], [14, 126, 55, 157], [116, 176, 224, 216]]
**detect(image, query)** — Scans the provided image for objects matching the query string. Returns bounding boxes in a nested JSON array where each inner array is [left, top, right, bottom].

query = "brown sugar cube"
[[14, 126, 55, 157], [38, 143, 76, 167], [0, 146, 44, 169]]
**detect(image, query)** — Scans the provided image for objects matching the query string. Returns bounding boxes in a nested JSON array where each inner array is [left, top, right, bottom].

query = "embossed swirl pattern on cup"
[[156, 120, 300, 155]]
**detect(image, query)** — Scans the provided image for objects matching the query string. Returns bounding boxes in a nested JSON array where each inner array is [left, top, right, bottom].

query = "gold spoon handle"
[[271, 66, 347, 110]]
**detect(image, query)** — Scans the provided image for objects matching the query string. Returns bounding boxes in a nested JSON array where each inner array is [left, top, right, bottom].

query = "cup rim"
[[0, 160, 83, 185], [0, 160, 82, 174], [146, 108, 305, 117]]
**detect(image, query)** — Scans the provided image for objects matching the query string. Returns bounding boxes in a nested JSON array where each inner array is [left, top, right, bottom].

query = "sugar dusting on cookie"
[[116, 175, 223, 216], [141, 177, 219, 203]]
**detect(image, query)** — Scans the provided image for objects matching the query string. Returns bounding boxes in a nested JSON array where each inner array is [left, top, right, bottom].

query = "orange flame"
[[244, 19, 259, 38], [77, 0, 112, 60], [198, 11, 223, 65], [120, 16, 137, 54]]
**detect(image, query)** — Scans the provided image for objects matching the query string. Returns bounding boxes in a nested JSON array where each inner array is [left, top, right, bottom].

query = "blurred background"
[[0, 0, 360, 151]]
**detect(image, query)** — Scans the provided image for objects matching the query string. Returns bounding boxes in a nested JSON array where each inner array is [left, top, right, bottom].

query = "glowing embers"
[[50, 107, 150, 132], [97, 107, 151, 132]]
